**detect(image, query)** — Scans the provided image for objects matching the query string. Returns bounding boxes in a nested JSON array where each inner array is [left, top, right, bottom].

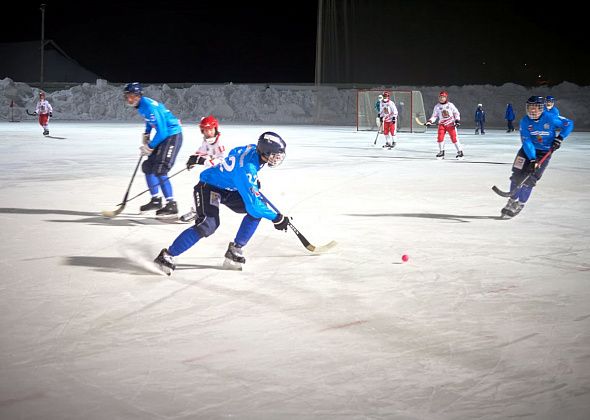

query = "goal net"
[[356, 89, 427, 133]]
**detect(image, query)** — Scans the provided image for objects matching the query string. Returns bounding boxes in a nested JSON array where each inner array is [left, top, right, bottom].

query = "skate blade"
[[222, 258, 243, 271], [154, 263, 173, 276]]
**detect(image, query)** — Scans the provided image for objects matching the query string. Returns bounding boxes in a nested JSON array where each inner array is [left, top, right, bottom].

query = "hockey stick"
[[116, 167, 188, 207], [259, 192, 337, 253], [26, 109, 36, 116], [101, 156, 143, 217], [491, 150, 553, 198], [414, 116, 426, 126], [373, 120, 383, 145]]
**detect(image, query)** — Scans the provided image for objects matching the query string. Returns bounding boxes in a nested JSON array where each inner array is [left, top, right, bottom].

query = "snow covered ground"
[[1, 121, 589, 420]]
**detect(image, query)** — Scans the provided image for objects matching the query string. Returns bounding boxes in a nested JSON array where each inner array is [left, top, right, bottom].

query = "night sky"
[[2, 1, 588, 86]]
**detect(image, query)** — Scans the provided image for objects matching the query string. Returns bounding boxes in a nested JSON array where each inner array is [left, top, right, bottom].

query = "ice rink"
[[1, 121, 589, 419]]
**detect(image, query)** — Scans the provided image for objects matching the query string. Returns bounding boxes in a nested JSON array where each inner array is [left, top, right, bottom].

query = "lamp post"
[[40, 3, 46, 89]]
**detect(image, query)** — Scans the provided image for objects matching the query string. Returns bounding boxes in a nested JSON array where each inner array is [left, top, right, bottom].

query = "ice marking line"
[[320, 320, 368, 331], [497, 333, 539, 348]]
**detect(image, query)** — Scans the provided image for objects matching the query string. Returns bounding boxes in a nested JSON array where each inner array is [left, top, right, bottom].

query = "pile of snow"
[[1, 78, 588, 129]]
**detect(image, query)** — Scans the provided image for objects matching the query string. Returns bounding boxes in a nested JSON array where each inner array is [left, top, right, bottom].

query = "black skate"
[[43, 129, 49, 136], [500, 199, 524, 219], [140, 196, 162, 213], [436, 150, 445, 160], [156, 200, 178, 218], [222, 242, 245, 270], [154, 248, 175, 276], [456, 150, 464, 160], [179, 207, 196, 223]]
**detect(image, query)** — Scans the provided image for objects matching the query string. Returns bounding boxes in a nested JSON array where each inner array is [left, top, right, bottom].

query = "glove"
[[256, 179, 261, 189], [49, 112, 52, 117], [551, 135, 563, 151], [391, 116, 396, 123], [142, 133, 150, 146], [139, 144, 153, 156], [186, 155, 207, 169], [455, 120, 461, 127], [526, 159, 538, 173], [273, 214, 290, 231]]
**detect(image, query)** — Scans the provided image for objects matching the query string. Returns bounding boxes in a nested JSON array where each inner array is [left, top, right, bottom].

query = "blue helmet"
[[546, 95, 555, 102], [124, 82, 142, 95], [257, 132, 286, 167]]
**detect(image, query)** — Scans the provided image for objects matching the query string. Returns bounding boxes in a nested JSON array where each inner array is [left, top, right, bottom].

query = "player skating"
[[545, 95, 560, 117], [498, 96, 573, 218], [179, 115, 227, 222], [34, 91, 53, 136], [379, 91, 398, 149], [425, 91, 464, 159], [153, 132, 290, 274], [123, 82, 183, 218]]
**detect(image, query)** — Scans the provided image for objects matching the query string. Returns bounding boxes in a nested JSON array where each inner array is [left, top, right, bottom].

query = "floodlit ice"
[[1, 121, 589, 420]]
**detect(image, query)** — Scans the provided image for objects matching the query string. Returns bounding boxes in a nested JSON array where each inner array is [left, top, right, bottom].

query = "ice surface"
[[0, 121, 589, 419]]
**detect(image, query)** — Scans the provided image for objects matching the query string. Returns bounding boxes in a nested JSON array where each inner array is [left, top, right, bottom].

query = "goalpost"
[[356, 89, 427, 133]]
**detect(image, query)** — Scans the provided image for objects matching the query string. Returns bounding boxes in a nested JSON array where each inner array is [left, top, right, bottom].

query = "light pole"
[[314, 0, 323, 86], [40, 3, 46, 89]]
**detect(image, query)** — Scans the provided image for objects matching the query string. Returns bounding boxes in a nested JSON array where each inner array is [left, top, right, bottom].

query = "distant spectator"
[[505, 103, 516, 132], [474, 103, 485, 135]]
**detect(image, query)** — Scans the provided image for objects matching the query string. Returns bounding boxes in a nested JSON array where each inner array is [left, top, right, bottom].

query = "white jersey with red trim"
[[194, 135, 226, 167], [427, 102, 460, 127], [379, 100, 398, 122], [35, 99, 53, 115]]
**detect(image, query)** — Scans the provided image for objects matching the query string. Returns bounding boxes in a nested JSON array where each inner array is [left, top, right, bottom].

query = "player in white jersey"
[[180, 115, 227, 222], [34, 91, 53, 136], [379, 91, 398, 148], [425, 91, 464, 159]]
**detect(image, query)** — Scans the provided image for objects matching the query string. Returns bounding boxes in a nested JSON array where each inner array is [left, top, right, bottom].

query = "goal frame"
[[356, 89, 426, 133]]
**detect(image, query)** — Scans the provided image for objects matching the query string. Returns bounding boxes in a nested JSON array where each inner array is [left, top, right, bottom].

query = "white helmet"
[[378, 95, 383, 100]]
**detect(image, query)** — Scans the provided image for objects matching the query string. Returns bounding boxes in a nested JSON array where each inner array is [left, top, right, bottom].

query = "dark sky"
[[2, 0, 588, 86]]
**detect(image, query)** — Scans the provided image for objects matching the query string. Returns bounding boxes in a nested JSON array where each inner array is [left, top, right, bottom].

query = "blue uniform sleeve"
[[235, 162, 277, 220], [519, 117, 537, 160], [554, 115, 574, 139]]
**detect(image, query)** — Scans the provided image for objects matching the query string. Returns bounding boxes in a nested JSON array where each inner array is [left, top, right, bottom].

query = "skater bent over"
[[154, 132, 290, 274], [500, 96, 573, 218], [124, 82, 183, 218], [35, 91, 53, 136], [425, 91, 464, 159]]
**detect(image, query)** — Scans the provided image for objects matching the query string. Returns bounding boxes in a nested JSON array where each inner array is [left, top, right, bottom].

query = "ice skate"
[[154, 248, 175, 276], [383, 142, 392, 149], [156, 200, 178, 218], [43, 129, 49, 136], [500, 198, 524, 218], [140, 196, 162, 213], [222, 242, 245, 271], [456, 150, 464, 160], [179, 207, 196, 223], [436, 150, 445, 160]]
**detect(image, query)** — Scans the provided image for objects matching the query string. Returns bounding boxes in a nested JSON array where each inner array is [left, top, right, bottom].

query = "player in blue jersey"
[[544, 95, 560, 117], [500, 96, 573, 218], [124, 82, 183, 217], [153, 132, 290, 274]]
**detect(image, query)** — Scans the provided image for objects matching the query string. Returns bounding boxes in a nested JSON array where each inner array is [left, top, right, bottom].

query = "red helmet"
[[438, 90, 448, 103], [383, 91, 390, 98], [199, 115, 219, 130], [439, 90, 448, 97]]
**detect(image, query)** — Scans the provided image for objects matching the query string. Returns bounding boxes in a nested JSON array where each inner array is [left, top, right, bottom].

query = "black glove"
[[273, 214, 290, 231], [256, 179, 261, 189], [526, 159, 538, 173], [551, 135, 563, 151], [49, 112, 52, 117], [455, 120, 461, 127], [391, 117, 396, 123], [186, 155, 207, 169]]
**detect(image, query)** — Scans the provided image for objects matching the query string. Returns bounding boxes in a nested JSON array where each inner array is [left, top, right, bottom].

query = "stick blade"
[[491, 185, 512, 197], [101, 204, 125, 218], [306, 240, 338, 253]]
